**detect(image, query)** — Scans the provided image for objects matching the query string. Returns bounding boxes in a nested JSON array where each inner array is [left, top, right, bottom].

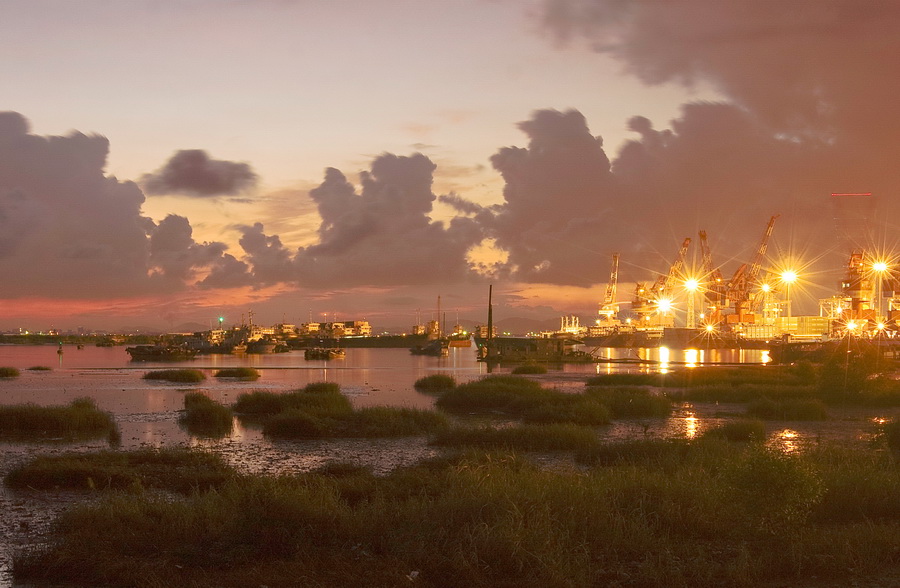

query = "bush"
[[413, 374, 457, 391], [0, 397, 117, 441], [142, 369, 206, 383], [0, 366, 20, 377], [180, 393, 234, 437], [214, 367, 260, 380]]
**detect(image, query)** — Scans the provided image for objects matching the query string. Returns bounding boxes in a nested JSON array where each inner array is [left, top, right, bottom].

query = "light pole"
[[781, 270, 798, 321], [873, 261, 888, 321], [684, 278, 699, 329]]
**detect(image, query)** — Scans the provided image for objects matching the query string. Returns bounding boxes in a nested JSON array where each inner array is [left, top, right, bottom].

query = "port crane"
[[724, 215, 779, 322], [598, 253, 619, 324], [632, 237, 691, 326]]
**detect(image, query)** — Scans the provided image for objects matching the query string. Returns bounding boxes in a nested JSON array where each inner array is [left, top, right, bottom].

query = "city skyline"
[[2, 0, 899, 331]]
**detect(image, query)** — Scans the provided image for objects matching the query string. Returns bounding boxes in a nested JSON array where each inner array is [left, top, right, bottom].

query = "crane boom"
[[653, 238, 691, 296], [603, 253, 619, 306], [727, 215, 779, 316]]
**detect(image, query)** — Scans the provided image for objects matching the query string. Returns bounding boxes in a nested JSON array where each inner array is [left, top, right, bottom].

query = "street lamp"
[[781, 270, 798, 320], [872, 261, 888, 321], [684, 278, 699, 329]]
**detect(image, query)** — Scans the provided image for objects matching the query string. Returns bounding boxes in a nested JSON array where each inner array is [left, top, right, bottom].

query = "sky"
[[1, 0, 899, 332]]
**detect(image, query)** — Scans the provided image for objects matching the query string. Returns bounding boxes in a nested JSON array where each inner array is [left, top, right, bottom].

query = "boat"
[[409, 338, 449, 357], [125, 345, 199, 361], [246, 339, 277, 354], [304, 347, 346, 360], [230, 342, 247, 354]]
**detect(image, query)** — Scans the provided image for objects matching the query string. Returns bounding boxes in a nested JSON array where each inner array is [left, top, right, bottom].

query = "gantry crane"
[[698, 230, 726, 321], [725, 215, 779, 322], [598, 253, 619, 323], [632, 238, 691, 326]]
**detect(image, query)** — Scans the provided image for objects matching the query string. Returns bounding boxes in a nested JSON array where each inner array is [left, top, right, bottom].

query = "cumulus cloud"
[[0, 112, 238, 299], [142, 149, 258, 197]]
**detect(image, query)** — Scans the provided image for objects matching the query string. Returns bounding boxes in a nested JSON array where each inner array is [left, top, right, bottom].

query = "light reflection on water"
[[0, 344, 896, 470]]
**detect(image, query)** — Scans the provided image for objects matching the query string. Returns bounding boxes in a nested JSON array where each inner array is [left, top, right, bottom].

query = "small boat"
[[231, 342, 248, 354], [125, 345, 199, 361], [409, 339, 449, 357], [246, 339, 277, 354], [304, 347, 346, 360]]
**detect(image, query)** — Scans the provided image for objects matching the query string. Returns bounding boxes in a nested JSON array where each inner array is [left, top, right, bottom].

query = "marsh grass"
[[179, 393, 234, 437], [15, 445, 900, 588], [0, 397, 116, 441], [511, 363, 548, 374], [432, 423, 600, 452], [697, 419, 767, 442], [214, 367, 260, 380], [5, 447, 234, 493], [26, 365, 52, 371], [585, 385, 672, 418], [234, 382, 349, 415], [0, 366, 20, 377], [142, 369, 206, 383], [746, 398, 829, 420], [413, 373, 457, 391], [880, 420, 900, 452], [262, 406, 449, 439]]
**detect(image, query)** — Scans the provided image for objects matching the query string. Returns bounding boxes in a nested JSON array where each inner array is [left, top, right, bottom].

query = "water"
[[0, 344, 896, 587]]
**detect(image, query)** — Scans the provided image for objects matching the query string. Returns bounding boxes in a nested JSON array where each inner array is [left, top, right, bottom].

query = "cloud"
[[142, 149, 258, 197], [0, 112, 240, 300]]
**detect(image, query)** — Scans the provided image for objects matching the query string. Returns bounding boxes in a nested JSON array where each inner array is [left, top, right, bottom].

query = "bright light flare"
[[684, 278, 699, 292], [780, 270, 798, 284], [705, 324, 715, 333], [873, 261, 889, 273], [656, 298, 673, 313]]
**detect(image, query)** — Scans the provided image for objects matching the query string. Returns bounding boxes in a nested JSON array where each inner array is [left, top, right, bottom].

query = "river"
[[0, 343, 896, 587]]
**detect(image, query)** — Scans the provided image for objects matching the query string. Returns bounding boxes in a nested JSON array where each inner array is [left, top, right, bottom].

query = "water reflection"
[[772, 429, 800, 453]]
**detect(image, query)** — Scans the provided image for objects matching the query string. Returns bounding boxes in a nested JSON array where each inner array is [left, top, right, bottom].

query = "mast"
[[487, 285, 493, 342]]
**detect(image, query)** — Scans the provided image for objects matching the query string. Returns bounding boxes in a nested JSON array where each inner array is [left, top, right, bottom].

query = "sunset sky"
[[2, 0, 898, 332]]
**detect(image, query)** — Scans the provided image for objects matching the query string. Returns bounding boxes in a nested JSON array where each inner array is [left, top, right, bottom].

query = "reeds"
[[432, 423, 600, 452], [584, 385, 672, 418], [0, 397, 117, 440], [746, 398, 829, 420], [142, 369, 206, 383], [214, 367, 260, 380], [14, 444, 900, 588]]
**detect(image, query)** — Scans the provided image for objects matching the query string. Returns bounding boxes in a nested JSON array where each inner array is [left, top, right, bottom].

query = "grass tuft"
[[0, 397, 117, 441], [511, 363, 548, 375], [27, 366, 52, 371], [0, 366, 21, 377], [413, 373, 456, 391], [585, 385, 672, 418], [698, 419, 767, 443], [432, 423, 600, 452], [142, 369, 206, 383], [180, 393, 234, 438], [214, 367, 260, 380]]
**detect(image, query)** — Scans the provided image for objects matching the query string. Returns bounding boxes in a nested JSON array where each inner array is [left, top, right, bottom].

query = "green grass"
[[413, 373, 457, 391], [0, 397, 117, 441], [214, 367, 260, 380], [697, 419, 767, 442], [180, 393, 234, 437], [5, 448, 235, 494], [0, 366, 20, 377], [233, 382, 349, 416], [14, 446, 900, 588], [432, 423, 600, 452], [880, 420, 900, 452], [262, 406, 449, 439], [142, 369, 206, 383]]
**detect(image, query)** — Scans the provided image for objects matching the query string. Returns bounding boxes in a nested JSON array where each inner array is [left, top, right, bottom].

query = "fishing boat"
[[125, 345, 199, 361], [409, 338, 449, 357], [304, 347, 346, 360]]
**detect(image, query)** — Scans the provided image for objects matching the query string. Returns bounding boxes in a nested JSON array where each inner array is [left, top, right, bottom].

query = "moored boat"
[[304, 347, 346, 360], [125, 345, 199, 361]]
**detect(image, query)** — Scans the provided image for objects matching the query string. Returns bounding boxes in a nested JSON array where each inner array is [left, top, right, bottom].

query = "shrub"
[[0, 397, 117, 441], [413, 374, 457, 391], [214, 367, 260, 380], [0, 366, 20, 377], [142, 369, 206, 383]]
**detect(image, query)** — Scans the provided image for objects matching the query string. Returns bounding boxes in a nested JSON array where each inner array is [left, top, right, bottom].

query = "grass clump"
[[0, 397, 117, 441], [180, 393, 234, 438], [27, 366, 52, 371], [214, 367, 260, 380], [879, 420, 900, 452], [511, 363, 548, 375], [5, 448, 234, 494], [413, 373, 457, 391], [586, 372, 661, 386], [263, 406, 449, 439], [585, 385, 672, 418], [0, 366, 20, 377], [698, 419, 767, 443], [746, 398, 829, 420], [432, 423, 599, 452], [142, 369, 206, 383], [18, 446, 900, 588], [234, 382, 347, 416]]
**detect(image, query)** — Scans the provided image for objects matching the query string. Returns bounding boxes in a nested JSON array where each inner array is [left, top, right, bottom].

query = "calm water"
[[0, 344, 896, 587]]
